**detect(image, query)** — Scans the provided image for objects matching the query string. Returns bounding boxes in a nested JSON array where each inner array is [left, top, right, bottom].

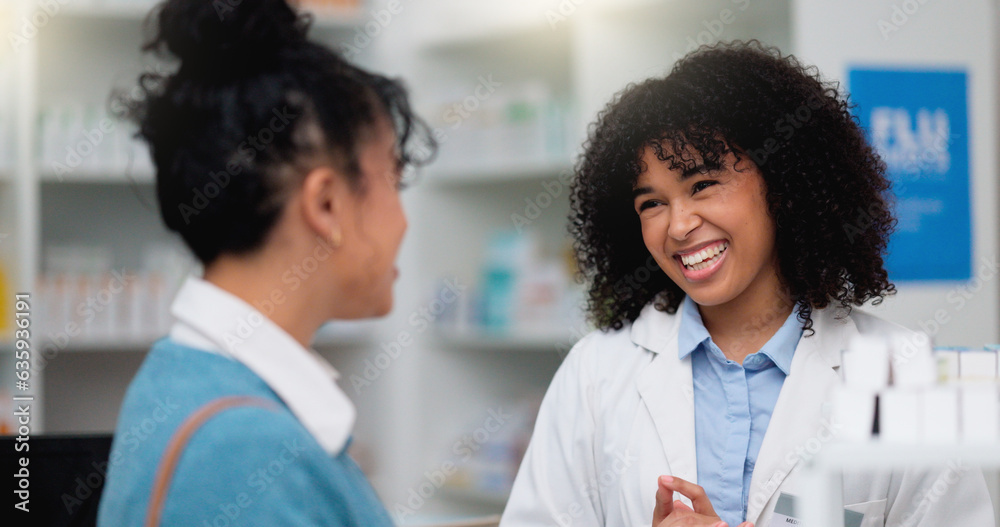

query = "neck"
[[698, 271, 794, 364], [203, 252, 326, 349]]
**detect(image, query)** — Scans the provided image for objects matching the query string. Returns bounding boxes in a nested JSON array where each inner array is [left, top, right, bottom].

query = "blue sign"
[[849, 69, 971, 281]]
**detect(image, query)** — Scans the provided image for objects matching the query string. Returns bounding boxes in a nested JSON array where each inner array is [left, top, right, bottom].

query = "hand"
[[651, 475, 754, 527]]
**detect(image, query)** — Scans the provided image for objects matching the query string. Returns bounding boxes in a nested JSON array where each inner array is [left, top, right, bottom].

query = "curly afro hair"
[[570, 41, 896, 334]]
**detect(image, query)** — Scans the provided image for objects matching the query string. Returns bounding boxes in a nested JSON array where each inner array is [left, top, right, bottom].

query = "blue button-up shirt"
[[678, 296, 803, 525]]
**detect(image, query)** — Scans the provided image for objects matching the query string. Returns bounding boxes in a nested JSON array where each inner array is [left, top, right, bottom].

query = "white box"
[[987, 345, 1000, 378], [934, 350, 961, 384], [879, 388, 921, 443], [830, 386, 877, 442], [961, 385, 1000, 442], [892, 336, 936, 388], [959, 350, 998, 382], [921, 387, 959, 443], [842, 335, 890, 390]]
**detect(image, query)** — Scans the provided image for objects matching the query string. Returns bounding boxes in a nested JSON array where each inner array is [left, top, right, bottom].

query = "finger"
[[737, 523, 754, 527], [660, 476, 717, 517], [674, 500, 692, 512], [652, 476, 675, 526]]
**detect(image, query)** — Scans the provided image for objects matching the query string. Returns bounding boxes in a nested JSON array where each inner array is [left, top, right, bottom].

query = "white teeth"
[[680, 242, 728, 269]]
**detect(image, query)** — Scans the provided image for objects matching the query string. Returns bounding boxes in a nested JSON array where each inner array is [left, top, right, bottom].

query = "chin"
[[372, 297, 394, 317], [681, 287, 735, 308]]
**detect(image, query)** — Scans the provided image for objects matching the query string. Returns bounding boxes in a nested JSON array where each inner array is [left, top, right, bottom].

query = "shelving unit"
[[799, 442, 1000, 527], [433, 327, 582, 354], [0, 0, 370, 436]]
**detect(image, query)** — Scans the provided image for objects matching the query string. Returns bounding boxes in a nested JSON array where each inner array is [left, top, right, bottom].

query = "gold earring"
[[329, 227, 342, 248]]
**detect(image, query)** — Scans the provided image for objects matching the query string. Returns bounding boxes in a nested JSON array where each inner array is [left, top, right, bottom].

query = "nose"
[[666, 202, 701, 241]]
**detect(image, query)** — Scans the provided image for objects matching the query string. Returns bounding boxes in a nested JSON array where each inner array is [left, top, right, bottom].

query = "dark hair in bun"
[[126, 0, 435, 264]]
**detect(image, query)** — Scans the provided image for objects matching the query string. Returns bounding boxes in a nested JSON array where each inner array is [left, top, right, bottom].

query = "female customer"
[[98, 0, 434, 525], [500, 42, 993, 527]]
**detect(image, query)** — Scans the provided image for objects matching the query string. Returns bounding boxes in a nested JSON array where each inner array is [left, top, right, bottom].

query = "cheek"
[[639, 218, 663, 254]]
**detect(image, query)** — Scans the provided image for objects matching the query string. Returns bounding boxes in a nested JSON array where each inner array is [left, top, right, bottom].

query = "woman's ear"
[[299, 166, 351, 247]]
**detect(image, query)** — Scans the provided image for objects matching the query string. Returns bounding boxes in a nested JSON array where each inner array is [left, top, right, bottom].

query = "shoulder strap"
[[144, 395, 277, 527]]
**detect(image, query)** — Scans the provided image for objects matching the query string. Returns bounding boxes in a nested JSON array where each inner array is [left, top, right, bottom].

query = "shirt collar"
[[678, 295, 712, 361], [168, 276, 355, 455], [677, 295, 803, 374]]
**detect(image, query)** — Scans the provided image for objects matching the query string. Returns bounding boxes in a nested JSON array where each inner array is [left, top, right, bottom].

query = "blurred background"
[[0, 0, 997, 524]]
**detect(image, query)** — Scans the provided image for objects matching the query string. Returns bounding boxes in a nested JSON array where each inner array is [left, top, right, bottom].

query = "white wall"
[[793, 0, 1000, 347]]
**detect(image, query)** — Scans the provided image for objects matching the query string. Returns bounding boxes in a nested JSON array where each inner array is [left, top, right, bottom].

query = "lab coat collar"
[[746, 306, 854, 523], [630, 301, 681, 356], [631, 301, 853, 519], [169, 276, 356, 456], [633, 303, 698, 484]]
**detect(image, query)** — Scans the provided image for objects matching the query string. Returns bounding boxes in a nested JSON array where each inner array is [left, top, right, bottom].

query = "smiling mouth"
[[679, 242, 729, 271]]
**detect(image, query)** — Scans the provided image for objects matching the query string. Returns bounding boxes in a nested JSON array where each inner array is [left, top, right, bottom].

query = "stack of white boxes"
[[832, 335, 1000, 443]]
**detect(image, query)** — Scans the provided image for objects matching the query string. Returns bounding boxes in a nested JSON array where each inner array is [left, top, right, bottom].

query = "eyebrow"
[[680, 164, 710, 178], [632, 186, 653, 199], [632, 164, 714, 198]]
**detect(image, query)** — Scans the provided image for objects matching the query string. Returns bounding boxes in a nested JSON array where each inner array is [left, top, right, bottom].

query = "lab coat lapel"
[[746, 307, 856, 523], [632, 306, 698, 484]]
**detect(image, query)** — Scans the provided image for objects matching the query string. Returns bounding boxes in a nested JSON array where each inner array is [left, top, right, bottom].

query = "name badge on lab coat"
[[769, 493, 864, 527]]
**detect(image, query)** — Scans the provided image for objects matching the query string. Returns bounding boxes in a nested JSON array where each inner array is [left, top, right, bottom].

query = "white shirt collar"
[[168, 276, 355, 455]]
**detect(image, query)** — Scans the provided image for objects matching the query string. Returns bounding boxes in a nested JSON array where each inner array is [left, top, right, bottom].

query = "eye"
[[637, 199, 663, 212], [692, 180, 718, 194]]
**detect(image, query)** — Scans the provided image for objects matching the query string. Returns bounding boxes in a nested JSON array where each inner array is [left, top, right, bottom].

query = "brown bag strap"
[[144, 395, 277, 527]]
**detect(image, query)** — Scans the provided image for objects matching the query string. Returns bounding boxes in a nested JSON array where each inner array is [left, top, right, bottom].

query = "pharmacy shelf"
[[809, 441, 1000, 471], [416, 13, 565, 52], [426, 159, 573, 186], [57, 2, 159, 22], [799, 441, 1000, 527], [37, 167, 155, 184], [438, 485, 509, 508], [40, 335, 158, 353], [58, 1, 364, 30], [434, 326, 581, 353]]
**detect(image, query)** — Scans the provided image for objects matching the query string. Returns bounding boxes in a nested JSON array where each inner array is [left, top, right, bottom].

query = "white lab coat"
[[501, 303, 995, 527]]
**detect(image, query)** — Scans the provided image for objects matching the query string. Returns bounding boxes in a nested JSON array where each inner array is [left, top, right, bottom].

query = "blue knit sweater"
[[97, 339, 394, 526]]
